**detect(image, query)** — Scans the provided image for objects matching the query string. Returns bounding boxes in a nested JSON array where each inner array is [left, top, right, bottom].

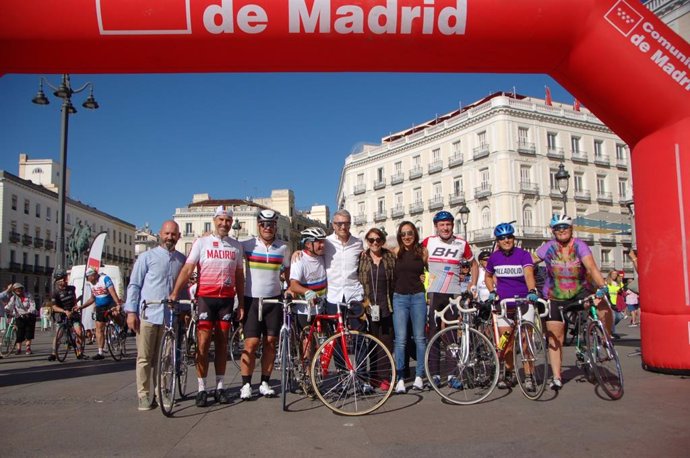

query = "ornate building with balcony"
[[173, 190, 328, 255], [336, 92, 636, 275], [1, 155, 135, 304]]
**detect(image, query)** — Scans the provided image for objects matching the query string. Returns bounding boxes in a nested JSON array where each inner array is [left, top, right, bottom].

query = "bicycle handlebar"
[[496, 297, 549, 319], [559, 293, 610, 313], [141, 299, 193, 321]]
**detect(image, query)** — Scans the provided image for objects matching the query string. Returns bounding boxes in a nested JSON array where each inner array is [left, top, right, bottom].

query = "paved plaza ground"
[[1, 323, 688, 457]]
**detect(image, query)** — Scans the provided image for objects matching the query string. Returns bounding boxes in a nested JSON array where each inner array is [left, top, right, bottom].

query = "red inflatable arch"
[[1, 0, 689, 372]]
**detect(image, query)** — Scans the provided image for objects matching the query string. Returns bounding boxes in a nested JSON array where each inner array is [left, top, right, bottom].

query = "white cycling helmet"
[[550, 214, 573, 228], [257, 209, 278, 222], [85, 267, 98, 277], [300, 227, 327, 246]]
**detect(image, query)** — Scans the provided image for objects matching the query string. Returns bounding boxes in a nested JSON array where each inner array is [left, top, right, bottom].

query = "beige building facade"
[[336, 92, 636, 275]]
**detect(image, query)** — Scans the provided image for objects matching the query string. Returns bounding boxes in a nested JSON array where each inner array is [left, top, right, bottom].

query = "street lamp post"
[[555, 163, 570, 213], [458, 202, 470, 241], [32, 74, 99, 271]]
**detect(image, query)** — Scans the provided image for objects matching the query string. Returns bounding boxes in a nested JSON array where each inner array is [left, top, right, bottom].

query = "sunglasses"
[[553, 225, 571, 232], [367, 237, 383, 244], [497, 235, 515, 241], [333, 221, 351, 227], [400, 230, 415, 237], [259, 222, 276, 228]]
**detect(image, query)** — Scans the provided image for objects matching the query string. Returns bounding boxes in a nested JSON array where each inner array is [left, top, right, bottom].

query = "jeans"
[[393, 292, 427, 380]]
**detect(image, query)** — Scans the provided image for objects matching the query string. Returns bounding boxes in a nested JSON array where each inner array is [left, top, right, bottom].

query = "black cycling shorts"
[[242, 296, 282, 338], [197, 296, 234, 323], [546, 290, 591, 322], [94, 306, 112, 323]]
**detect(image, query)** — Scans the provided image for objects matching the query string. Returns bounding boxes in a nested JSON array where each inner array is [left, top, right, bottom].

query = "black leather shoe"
[[215, 389, 231, 404], [195, 390, 208, 407]]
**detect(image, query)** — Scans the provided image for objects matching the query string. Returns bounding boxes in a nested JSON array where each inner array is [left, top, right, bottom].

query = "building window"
[[547, 132, 557, 150], [477, 131, 487, 147], [618, 178, 628, 199], [571, 136, 581, 153], [119, 232, 122, 243], [67, 214, 71, 225], [34, 254, 40, 268], [452, 140, 461, 154], [616, 144, 627, 161], [24, 199, 30, 215], [358, 201, 366, 216], [35, 227, 41, 239], [432, 148, 441, 162], [413, 187, 422, 204], [46, 207, 51, 221], [35, 203, 40, 218], [46, 255, 50, 268], [377, 197, 385, 214], [574, 173, 584, 192], [433, 182, 442, 199], [601, 249, 611, 263], [597, 175, 607, 194], [12, 194, 18, 211], [479, 168, 490, 190], [357, 173, 364, 185], [185, 223, 192, 235], [376, 167, 384, 182], [395, 192, 403, 207], [520, 165, 531, 183], [518, 127, 529, 144], [549, 169, 559, 191], [10, 250, 16, 263], [453, 176, 463, 195], [46, 230, 51, 241], [204, 222, 211, 233], [481, 206, 491, 229], [413, 155, 421, 168], [523, 206, 533, 228], [394, 161, 402, 174], [594, 140, 604, 158]]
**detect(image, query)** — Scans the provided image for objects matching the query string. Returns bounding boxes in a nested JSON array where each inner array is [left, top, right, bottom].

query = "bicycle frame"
[[303, 300, 357, 373], [494, 298, 549, 362]]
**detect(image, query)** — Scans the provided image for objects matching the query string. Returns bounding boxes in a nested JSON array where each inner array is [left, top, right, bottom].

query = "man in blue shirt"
[[125, 221, 186, 411]]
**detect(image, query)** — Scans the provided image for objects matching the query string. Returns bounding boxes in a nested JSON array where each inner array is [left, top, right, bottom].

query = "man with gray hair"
[[125, 220, 186, 411], [324, 209, 364, 314]]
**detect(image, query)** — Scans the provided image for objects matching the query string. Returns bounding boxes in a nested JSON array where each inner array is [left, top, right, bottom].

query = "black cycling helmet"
[[433, 210, 454, 223], [478, 250, 491, 261], [257, 209, 278, 222], [53, 268, 67, 280]]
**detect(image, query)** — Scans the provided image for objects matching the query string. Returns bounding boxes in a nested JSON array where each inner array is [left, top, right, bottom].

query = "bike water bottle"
[[497, 331, 510, 350], [320, 340, 334, 376]]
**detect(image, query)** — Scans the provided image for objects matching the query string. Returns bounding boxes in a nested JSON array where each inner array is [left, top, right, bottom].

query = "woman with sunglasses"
[[391, 221, 428, 393], [484, 223, 539, 390], [358, 227, 396, 392], [534, 214, 608, 390]]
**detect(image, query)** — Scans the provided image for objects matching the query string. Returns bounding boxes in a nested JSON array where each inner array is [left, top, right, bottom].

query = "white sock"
[[198, 378, 206, 392], [216, 376, 224, 391], [98, 348, 103, 355]]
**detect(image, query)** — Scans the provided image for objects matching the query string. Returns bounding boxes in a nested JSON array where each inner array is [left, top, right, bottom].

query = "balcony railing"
[[354, 214, 367, 226], [470, 228, 494, 242], [600, 261, 615, 270], [616, 158, 628, 169], [22, 263, 33, 273], [34, 266, 45, 274], [596, 191, 613, 203], [374, 211, 387, 222], [571, 150, 588, 163], [409, 167, 423, 180], [594, 154, 611, 166], [448, 153, 463, 168], [10, 231, 21, 243], [409, 201, 424, 215], [448, 192, 465, 206], [550, 188, 565, 199], [521, 226, 543, 237], [391, 206, 405, 219], [45, 240, 55, 250], [546, 147, 564, 159], [373, 179, 386, 190], [472, 144, 490, 160], [474, 185, 492, 199], [353, 184, 367, 195], [9, 262, 21, 271], [184, 231, 195, 237], [34, 237, 44, 248], [22, 234, 33, 246], [390, 173, 404, 185], [428, 160, 443, 174], [574, 189, 592, 201], [517, 141, 536, 155], [428, 196, 444, 211], [520, 181, 539, 195]]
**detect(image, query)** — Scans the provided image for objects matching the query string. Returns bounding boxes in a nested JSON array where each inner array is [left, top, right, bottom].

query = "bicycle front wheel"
[[587, 321, 624, 400], [513, 321, 549, 400], [228, 325, 243, 368], [177, 332, 190, 399], [310, 331, 395, 416], [157, 332, 177, 416], [280, 329, 291, 411], [425, 326, 499, 405], [54, 326, 69, 362], [106, 323, 123, 361]]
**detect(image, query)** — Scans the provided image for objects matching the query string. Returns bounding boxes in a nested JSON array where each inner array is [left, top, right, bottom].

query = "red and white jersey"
[[423, 235, 473, 295], [186, 234, 244, 298]]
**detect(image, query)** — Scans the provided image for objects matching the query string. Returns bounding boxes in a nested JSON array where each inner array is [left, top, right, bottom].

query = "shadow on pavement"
[[0, 356, 135, 387]]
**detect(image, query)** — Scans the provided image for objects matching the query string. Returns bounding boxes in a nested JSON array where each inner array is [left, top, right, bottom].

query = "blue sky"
[[0, 73, 572, 231]]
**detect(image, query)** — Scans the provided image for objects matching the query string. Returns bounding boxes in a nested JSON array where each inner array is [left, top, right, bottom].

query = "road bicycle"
[[142, 299, 194, 416], [229, 322, 262, 368], [0, 315, 17, 357], [103, 308, 128, 361], [491, 297, 550, 400], [559, 294, 624, 400], [54, 313, 86, 362], [308, 300, 395, 416], [261, 296, 311, 411], [425, 293, 500, 405], [184, 300, 198, 359]]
